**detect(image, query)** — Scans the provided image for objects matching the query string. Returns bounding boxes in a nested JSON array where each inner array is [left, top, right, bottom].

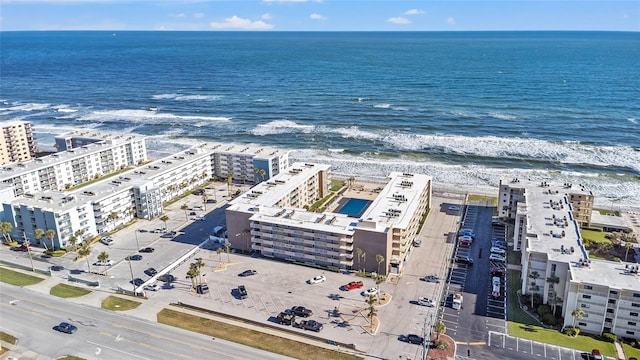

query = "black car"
[[291, 306, 313, 317], [158, 273, 176, 283], [407, 334, 424, 345], [144, 267, 157, 276], [126, 254, 143, 261], [238, 269, 257, 277], [277, 309, 296, 325], [298, 320, 323, 332], [455, 255, 474, 265], [139, 247, 155, 253], [238, 285, 248, 299], [54, 322, 77, 334], [131, 278, 144, 286]]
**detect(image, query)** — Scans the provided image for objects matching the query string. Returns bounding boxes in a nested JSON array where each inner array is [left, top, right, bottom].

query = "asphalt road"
[[0, 282, 293, 360]]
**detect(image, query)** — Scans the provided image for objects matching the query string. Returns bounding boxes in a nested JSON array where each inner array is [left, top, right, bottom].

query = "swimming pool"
[[336, 198, 372, 218]]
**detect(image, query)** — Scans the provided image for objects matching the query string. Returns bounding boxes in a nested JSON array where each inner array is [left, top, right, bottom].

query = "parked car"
[[277, 310, 296, 325], [455, 255, 474, 265], [418, 297, 434, 307], [298, 320, 323, 332], [492, 241, 507, 249], [14, 244, 31, 251], [194, 215, 206, 221], [158, 274, 176, 283], [125, 254, 143, 261], [238, 269, 257, 277], [93, 259, 114, 266], [422, 275, 441, 283], [344, 281, 364, 290], [591, 349, 603, 360], [238, 285, 248, 299], [413, 239, 422, 247], [54, 322, 77, 334], [131, 278, 144, 287], [489, 254, 507, 262], [458, 236, 473, 246], [459, 228, 476, 239], [490, 247, 506, 255], [161, 231, 177, 238], [152, 228, 167, 233], [490, 266, 506, 275], [99, 237, 114, 245], [362, 287, 378, 296], [291, 306, 312, 317], [448, 205, 461, 211], [144, 267, 158, 276], [307, 275, 326, 284], [407, 334, 424, 345], [144, 284, 160, 291], [139, 247, 155, 253]]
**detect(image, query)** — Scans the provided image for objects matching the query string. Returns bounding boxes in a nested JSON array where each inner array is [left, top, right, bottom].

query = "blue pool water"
[[336, 198, 372, 218]]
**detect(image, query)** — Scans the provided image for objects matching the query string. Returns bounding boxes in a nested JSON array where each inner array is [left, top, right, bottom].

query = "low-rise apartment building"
[[498, 178, 638, 340], [0, 121, 37, 165], [226, 164, 431, 275]]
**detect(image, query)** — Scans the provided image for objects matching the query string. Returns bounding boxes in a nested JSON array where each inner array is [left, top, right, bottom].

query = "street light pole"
[[134, 230, 140, 251], [127, 257, 135, 293], [23, 232, 34, 272]]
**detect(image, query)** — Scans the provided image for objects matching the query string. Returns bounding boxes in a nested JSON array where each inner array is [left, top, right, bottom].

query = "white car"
[[490, 247, 506, 255], [93, 259, 114, 266], [99, 237, 114, 246], [144, 284, 160, 292], [362, 288, 378, 296], [307, 275, 326, 284], [489, 254, 507, 262], [418, 297, 434, 307]]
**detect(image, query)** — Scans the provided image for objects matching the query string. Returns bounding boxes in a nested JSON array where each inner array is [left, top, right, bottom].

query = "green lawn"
[[101, 295, 141, 311], [0, 267, 45, 286], [507, 322, 616, 357], [468, 194, 498, 206], [624, 343, 640, 359], [580, 229, 610, 244], [506, 270, 538, 325], [50, 283, 91, 298]]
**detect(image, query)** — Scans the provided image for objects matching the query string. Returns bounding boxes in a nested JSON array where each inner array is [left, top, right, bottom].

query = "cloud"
[[263, 0, 322, 3], [446, 17, 456, 25], [171, 13, 186, 19], [193, 13, 204, 19], [387, 17, 411, 25], [310, 13, 327, 20], [210, 16, 274, 30], [261, 13, 273, 20], [404, 9, 424, 16]]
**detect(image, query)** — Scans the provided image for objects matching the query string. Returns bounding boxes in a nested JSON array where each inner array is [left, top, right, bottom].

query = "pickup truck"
[[238, 285, 248, 299], [344, 281, 364, 291], [298, 320, 323, 332], [277, 310, 296, 325]]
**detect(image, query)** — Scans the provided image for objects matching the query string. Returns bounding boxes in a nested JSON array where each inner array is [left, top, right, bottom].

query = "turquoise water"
[[337, 198, 372, 218]]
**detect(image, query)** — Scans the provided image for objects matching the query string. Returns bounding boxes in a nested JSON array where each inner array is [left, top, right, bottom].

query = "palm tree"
[[366, 294, 377, 326], [202, 194, 208, 211], [571, 308, 585, 332], [216, 247, 224, 261], [107, 211, 119, 231], [241, 175, 247, 190], [374, 274, 385, 302], [68, 234, 78, 251], [355, 248, 363, 271], [186, 265, 199, 290], [194, 258, 206, 284], [0, 222, 13, 244], [97, 251, 109, 273], [528, 271, 540, 308], [45, 229, 56, 250], [625, 242, 635, 262], [224, 241, 231, 262], [226, 172, 234, 197], [35, 228, 45, 249], [546, 274, 560, 305], [181, 204, 189, 220], [78, 246, 91, 273], [375, 254, 385, 275], [160, 215, 169, 230], [549, 291, 563, 316], [434, 320, 446, 341], [167, 185, 176, 198]]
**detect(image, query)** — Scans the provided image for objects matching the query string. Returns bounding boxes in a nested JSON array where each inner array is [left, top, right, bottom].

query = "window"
[[584, 285, 593, 290], [551, 264, 556, 272], [581, 304, 590, 309], [608, 299, 616, 304], [578, 322, 587, 327], [629, 322, 637, 326], [607, 309, 614, 314], [630, 312, 639, 317], [627, 331, 636, 335], [634, 293, 640, 298], [582, 294, 592, 299], [633, 303, 640, 308]]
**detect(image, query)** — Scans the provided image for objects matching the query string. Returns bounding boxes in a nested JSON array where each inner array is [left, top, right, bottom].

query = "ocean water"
[[1, 31, 639, 208]]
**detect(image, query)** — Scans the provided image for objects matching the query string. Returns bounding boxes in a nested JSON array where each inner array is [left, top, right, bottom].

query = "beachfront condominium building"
[[211, 143, 289, 184], [0, 121, 37, 165], [0, 132, 148, 197], [226, 165, 432, 275], [498, 178, 638, 340]]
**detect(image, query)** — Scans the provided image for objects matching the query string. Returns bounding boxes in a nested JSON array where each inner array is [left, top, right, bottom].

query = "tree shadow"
[[520, 324, 538, 332]]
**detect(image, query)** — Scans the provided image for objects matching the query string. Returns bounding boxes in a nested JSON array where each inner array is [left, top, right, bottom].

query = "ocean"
[[1, 31, 639, 209]]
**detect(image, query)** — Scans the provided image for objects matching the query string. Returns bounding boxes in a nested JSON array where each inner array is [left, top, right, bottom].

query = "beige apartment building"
[[0, 121, 37, 165]]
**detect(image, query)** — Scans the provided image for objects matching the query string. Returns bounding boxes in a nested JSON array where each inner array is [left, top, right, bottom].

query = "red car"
[[344, 281, 364, 290], [15, 244, 31, 251]]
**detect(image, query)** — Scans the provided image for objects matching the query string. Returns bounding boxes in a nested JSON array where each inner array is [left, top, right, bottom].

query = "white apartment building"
[[498, 178, 638, 340], [0, 132, 148, 197], [226, 165, 432, 275], [0, 121, 37, 165], [211, 143, 289, 183]]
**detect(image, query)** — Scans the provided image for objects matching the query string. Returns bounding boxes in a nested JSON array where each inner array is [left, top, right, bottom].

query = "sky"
[[0, 0, 638, 32]]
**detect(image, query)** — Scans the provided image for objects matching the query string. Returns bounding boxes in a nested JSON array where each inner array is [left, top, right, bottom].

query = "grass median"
[[50, 283, 92, 298], [158, 308, 362, 360], [0, 267, 45, 286]]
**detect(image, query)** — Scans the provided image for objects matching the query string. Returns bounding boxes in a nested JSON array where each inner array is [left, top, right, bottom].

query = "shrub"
[[435, 339, 448, 350], [537, 304, 551, 316], [541, 313, 557, 326], [602, 332, 617, 343], [563, 326, 580, 337]]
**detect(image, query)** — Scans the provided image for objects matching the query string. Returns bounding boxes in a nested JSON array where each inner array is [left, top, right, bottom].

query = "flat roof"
[[590, 211, 631, 229], [205, 142, 289, 159], [571, 259, 640, 290]]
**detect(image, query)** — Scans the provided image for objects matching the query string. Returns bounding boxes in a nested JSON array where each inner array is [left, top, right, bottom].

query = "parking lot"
[[488, 332, 617, 360]]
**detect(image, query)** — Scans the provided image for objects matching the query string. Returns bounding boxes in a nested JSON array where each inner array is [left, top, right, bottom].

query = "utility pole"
[[134, 230, 140, 251], [23, 232, 34, 272], [127, 257, 135, 293]]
